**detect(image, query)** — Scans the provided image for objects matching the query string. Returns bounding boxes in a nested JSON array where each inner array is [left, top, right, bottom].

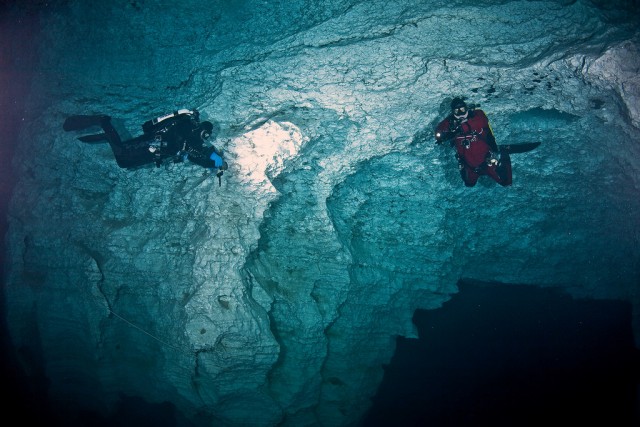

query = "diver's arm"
[[435, 117, 458, 144]]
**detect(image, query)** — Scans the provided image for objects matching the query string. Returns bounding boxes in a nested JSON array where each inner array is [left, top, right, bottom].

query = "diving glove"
[[486, 151, 499, 167]]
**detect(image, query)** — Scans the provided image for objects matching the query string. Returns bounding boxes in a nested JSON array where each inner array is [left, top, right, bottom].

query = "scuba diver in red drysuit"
[[435, 98, 511, 187]]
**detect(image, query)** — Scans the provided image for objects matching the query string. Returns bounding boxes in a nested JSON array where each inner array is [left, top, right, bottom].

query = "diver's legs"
[[64, 114, 139, 168], [82, 118, 130, 166], [461, 165, 478, 187], [98, 121, 155, 169], [99, 117, 122, 146], [484, 153, 512, 186], [109, 139, 154, 169], [63, 114, 122, 146]]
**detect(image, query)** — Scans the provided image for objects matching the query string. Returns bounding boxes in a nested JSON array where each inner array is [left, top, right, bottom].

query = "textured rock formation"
[[3, 1, 639, 425]]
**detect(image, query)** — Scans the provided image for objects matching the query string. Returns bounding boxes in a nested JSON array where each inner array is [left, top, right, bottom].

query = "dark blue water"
[[364, 280, 640, 426], [0, 5, 56, 426]]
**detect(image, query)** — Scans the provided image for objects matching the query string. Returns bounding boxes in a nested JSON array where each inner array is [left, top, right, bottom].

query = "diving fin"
[[78, 133, 108, 143], [499, 141, 541, 154], [63, 114, 110, 132]]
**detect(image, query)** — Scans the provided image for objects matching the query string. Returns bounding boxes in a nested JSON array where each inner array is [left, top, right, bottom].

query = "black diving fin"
[[499, 141, 541, 154], [63, 114, 110, 132], [78, 133, 108, 143]]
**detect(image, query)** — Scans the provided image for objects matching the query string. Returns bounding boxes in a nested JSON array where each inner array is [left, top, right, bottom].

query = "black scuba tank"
[[141, 109, 198, 135]]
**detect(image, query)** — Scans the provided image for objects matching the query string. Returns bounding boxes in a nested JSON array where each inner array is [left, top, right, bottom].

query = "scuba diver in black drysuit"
[[63, 109, 228, 184]]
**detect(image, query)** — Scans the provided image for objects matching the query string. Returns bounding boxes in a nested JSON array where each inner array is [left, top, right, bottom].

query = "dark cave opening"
[[365, 280, 640, 426]]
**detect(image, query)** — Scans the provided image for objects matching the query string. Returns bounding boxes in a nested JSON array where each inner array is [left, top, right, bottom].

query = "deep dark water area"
[[0, 5, 46, 427], [365, 280, 640, 426]]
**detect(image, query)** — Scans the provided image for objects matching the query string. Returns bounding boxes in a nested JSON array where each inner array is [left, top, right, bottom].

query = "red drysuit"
[[435, 109, 512, 187]]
